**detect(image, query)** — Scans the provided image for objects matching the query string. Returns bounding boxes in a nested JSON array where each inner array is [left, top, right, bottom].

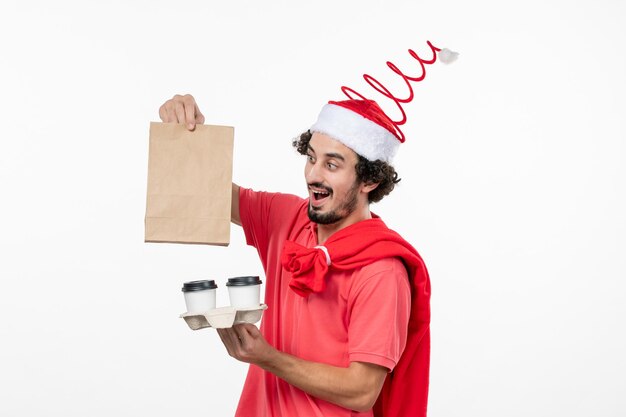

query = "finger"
[[194, 102, 205, 125], [158, 104, 168, 122], [182, 95, 198, 130], [184, 109, 196, 130], [161, 95, 182, 123], [236, 323, 255, 339], [162, 101, 179, 123], [216, 328, 228, 347], [241, 323, 261, 338], [174, 102, 186, 126], [161, 102, 178, 123], [223, 327, 243, 349], [233, 324, 248, 345]]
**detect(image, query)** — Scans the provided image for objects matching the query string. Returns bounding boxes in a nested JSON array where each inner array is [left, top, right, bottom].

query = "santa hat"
[[311, 99, 399, 163], [310, 43, 458, 163]]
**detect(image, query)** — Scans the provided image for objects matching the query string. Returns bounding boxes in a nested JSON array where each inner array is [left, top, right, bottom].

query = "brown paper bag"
[[145, 122, 234, 246]]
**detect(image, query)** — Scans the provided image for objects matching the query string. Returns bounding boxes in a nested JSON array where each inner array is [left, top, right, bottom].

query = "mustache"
[[308, 183, 333, 194]]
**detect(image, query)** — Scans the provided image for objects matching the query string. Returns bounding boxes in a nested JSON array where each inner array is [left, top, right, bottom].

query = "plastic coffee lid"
[[226, 276, 263, 286], [181, 280, 218, 292]]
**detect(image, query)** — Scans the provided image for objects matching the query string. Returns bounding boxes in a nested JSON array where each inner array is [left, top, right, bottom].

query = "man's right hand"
[[158, 94, 205, 131], [158, 93, 241, 225]]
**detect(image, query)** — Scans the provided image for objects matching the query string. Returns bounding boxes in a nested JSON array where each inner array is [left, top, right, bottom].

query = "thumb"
[[195, 103, 205, 125]]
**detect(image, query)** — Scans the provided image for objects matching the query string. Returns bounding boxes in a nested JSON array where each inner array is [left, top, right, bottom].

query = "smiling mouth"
[[313, 190, 330, 200], [309, 185, 332, 206]]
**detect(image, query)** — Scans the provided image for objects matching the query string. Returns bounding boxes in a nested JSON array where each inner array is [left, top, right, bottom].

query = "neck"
[[316, 205, 372, 245]]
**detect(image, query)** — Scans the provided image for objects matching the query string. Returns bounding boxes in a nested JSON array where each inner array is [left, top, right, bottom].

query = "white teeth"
[[309, 186, 330, 201], [313, 190, 329, 201]]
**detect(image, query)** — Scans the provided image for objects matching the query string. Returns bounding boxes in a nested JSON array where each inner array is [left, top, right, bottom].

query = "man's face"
[[305, 132, 364, 225]]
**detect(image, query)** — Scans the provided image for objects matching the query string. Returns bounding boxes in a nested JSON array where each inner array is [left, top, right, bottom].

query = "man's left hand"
[[216, 323, 388, 412], [216, 323, 276, 366]]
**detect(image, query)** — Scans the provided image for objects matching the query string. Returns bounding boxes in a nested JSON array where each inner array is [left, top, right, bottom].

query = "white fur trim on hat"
[[310, 104, 399, 163]]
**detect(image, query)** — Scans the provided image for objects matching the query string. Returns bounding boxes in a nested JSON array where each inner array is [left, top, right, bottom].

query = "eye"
[[307, 154, 316, 163], [327, 162, 337, 170]]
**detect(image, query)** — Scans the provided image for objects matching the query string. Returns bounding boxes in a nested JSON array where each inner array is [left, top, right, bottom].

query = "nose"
[[305, 159, 323, 184]]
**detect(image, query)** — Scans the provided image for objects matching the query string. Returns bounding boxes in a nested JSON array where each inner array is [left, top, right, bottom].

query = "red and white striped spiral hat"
[[310, 42, 458, 163]]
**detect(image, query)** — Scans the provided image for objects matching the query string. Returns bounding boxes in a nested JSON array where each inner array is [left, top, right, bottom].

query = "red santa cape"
[[281, 216, 431, 417]]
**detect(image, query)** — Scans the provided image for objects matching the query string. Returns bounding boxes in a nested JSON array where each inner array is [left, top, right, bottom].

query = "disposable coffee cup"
[[182, 280, 218, 313], [226, 276, 262, 308]]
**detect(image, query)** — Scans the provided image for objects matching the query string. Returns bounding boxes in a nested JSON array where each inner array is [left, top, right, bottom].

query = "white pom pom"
[[438, 48, 459, 64]]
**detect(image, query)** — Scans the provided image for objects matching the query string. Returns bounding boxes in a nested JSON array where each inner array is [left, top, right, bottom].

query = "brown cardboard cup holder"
[[180, 304, 268, 330]]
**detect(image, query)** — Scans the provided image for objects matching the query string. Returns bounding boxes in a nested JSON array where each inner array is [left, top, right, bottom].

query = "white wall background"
[[1, 1, 624, 416]]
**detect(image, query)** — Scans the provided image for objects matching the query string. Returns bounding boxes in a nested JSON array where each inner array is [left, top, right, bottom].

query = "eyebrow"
[[325, 152, 346, 161], [307, 145, 346, 162]]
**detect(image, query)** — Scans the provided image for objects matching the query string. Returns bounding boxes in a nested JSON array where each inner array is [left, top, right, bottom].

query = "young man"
[[159, 94, 431, 417]]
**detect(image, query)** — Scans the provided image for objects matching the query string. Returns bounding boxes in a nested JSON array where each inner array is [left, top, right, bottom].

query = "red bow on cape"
[[280, 217, 431, 417]]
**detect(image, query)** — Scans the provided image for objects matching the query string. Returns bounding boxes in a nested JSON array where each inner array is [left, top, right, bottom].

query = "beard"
[[307, 181, 360, 225]]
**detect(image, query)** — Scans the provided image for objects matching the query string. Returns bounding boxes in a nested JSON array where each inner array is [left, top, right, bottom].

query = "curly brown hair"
[[292, 130, 401, 203]]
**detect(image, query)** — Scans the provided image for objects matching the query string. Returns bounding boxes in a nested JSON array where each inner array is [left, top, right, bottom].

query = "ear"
[[360, 182, 379, 194]]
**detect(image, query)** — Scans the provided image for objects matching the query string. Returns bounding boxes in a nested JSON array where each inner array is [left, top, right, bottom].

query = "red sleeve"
[[238, 187, 305, 266], [347, 258, 411, 371]]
